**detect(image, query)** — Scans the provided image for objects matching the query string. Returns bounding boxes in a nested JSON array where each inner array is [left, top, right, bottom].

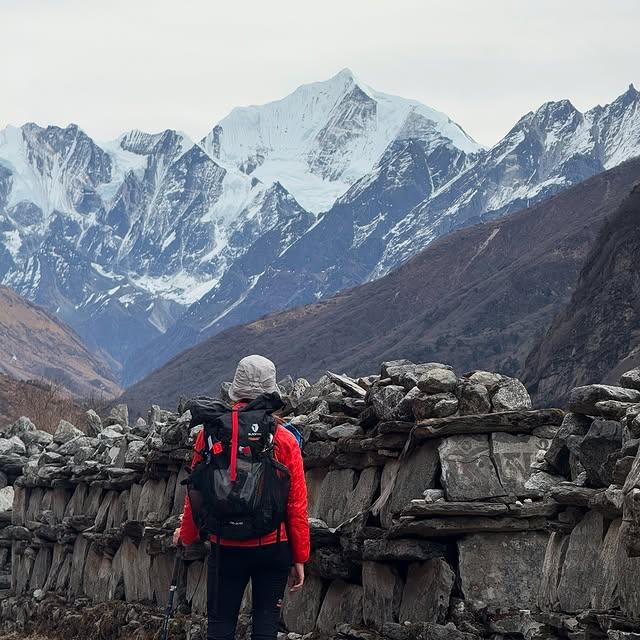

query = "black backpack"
[[184, 393, 291, 541]]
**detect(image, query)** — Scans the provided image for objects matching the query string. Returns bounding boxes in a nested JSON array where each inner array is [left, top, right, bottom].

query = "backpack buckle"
[[211, 441, 223, 455], [208, 435, 223, 456]]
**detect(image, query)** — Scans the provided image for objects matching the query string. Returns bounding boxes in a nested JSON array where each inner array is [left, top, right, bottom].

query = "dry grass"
[[0, 375, 110, 433], [11, 379, 86, 433]]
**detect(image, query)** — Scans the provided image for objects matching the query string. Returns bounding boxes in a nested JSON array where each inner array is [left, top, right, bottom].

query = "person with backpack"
[[174, 355, 310, 640]]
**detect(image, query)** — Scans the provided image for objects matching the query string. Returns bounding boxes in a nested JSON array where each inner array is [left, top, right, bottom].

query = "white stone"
[[0, 486, 14, 511]]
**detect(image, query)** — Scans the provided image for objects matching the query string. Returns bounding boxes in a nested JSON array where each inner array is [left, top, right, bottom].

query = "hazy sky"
[[2, 0, 638, 147]]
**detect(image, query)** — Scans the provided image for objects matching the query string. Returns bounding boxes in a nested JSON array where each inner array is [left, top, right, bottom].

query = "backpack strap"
[[230, 406, 239, 482], [229, 401, 248, 482]]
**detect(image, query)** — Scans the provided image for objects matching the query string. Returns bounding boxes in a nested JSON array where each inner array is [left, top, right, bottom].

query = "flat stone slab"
[[401, 501, 510, 517], [401, 500, 558, 519], [362, 561, 404, 630], [557, 511, 605, 612], [413, 409, 564, 440], [399, 558, 455, 625], [388, 515, 547, 538], [458, 531, 548, 610], [379, 442, 440, 527], [538, 531, 570, 611], [316, 579, 363, 635], [362, 538, 446, 563], [313, 469, 357, 528], [592, 517, 640, 618], [568, 384, 640, 415], [326, 371, 367, 397], [283, 573, 324, 634], [492, 432, 552, 497], [439, 435, 506, 501], [378, 421, 415, 434], [549, 483, 602, 506]]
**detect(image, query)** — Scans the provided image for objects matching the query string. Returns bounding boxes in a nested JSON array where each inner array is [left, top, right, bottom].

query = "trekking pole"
[[160, 545, 183, 640]]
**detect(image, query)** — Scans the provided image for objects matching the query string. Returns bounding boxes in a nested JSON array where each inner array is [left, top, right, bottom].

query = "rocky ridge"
[[524, 182, 640, 405], [1, 361, 640, 640]]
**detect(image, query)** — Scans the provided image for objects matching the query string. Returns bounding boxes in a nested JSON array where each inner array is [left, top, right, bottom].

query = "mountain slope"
[[1, 70, 480, 378], [375, 83, 640, 276], [0, 285, 120, 397], [120, 158, 640, 414], [523, 182, 640, 405], [0, 123, 313, 369], [127, 84, 640, 385], [124, 137, 448, 381]]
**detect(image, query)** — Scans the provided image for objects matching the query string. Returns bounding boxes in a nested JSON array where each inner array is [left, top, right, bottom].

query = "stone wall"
[[1, 361, 639, 640], [535, 379, 640, 638]]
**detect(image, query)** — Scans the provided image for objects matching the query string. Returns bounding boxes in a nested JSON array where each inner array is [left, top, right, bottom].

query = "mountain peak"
[[332, 67, 357, 82], [328, 67, 361, 88], [535, 98, 578, 118], [323, 67, 375, 100]]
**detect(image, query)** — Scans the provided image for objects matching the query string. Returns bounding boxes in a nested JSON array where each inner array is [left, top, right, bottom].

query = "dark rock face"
[[457, 381, 491, 416], [621, 368, 640, 391], [568, 384, 640, 415], [524, 184, 640, 406], [577, 419, 624, 486], [544, 412, 593, 476]]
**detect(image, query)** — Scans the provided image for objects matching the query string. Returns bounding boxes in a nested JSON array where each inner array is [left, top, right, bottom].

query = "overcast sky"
[[2, 0, 638, 148]]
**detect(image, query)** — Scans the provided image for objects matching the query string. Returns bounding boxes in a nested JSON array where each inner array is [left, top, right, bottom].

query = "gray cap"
[[228, 355, 281, 402]]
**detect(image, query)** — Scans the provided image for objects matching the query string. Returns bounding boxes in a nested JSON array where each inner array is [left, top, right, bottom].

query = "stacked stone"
[[536, 372, 640, 639], [282, 362, 564, 640], [0, 403, 210, 639], [2, 362, 638, 640], [0, 416, 46, 595]]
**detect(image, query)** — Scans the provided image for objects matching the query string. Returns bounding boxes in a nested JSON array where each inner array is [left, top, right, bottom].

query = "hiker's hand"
[[172, 527, 181, 546], [288, 563, 304, 592]]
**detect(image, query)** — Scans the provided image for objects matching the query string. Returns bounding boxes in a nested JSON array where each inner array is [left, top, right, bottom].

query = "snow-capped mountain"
[[124, 83, 640, 384], [2, 71, 639, 387], [201, 68, 481, 212], [0, 121, 311, 367], [375, 83, 640, 275], [1, 70, 479, 377]]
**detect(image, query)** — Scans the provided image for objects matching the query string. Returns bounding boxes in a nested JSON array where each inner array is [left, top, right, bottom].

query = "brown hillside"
[[0, 286, 120, 398]]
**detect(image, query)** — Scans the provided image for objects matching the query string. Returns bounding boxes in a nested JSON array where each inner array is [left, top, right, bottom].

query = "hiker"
[[174, 355, 310, 640]]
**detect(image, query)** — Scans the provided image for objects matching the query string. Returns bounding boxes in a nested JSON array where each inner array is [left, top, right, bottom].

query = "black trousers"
[[207, 543, 291, 640]]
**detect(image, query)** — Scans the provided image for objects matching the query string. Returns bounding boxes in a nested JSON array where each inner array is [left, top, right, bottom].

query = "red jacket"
[[179, 423, 310, 563]]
